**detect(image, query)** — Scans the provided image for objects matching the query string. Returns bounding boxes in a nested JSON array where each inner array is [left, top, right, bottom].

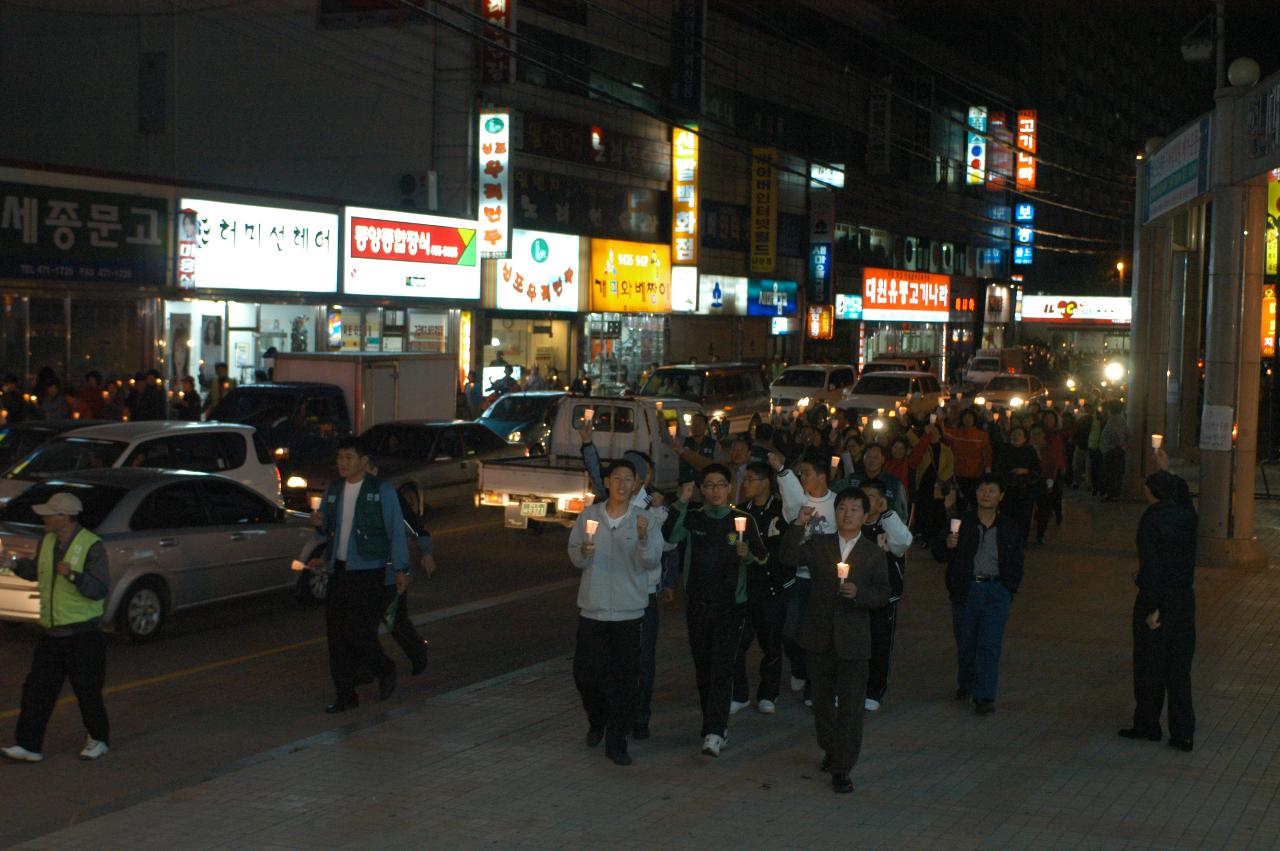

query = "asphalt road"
[[0, 501, 581, 847]]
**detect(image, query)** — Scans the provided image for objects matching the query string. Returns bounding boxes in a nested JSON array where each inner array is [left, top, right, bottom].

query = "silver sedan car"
[[0, 469, 315, 642]]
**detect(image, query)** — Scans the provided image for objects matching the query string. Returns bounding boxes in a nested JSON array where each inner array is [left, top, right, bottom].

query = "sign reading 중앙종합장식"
[[177, 198, 336, 292], [343, 206, 479, 299]]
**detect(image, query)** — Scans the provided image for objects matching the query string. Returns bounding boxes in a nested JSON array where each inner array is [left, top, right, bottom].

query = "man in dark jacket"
[[1120, 465, 1197, 752], [946, 472, 1025, 715], [780, 488, 891, 793]]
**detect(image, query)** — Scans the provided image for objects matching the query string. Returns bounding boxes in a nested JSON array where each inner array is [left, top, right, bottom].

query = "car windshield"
[[0, 481, 128, 530], [5, 438, 128, 479], [985, 376, 1028, 391], [864, 363, 906, 372], [773, 369, 826, 388], [0, 429, 57, 471], [851, 376, 911, 395], [484, 395, 558, 422], [208, 388, 296, 427], [638, 369, 705, 401], [969, 359, 999, 371]]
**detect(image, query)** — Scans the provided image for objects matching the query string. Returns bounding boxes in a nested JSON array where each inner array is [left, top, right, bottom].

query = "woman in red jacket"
[[1041, 411, 1068, 526], [943, 408, 992, 511]]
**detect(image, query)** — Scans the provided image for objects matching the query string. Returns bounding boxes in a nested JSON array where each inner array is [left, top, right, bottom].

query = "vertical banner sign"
[[750, 147, 777, 275], [1263, 285, 1276, 358], [806, 304, 834, 340], [478, 112, 510, 257], [479, 0, 514, 85], [1016, 109, 1037, 191], [966, 106, 988, 186], [808, 243, 832, 303], [1266, 171, 1278, 276], [809, 184, 835, 305], [671, 0, 705, 119], [987, 111, 1013, 191], [671, 127, 699, 266]]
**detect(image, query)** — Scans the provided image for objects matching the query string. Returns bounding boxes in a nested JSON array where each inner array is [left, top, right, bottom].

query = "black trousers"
[[687, 601, 746, 738], [1132, 593, 1196, 740], [16, 631, 109, 752], [326, 568, 393, 699], [782, 579, 810, 683], [732, 593, 786, 703], [808, 650, 868, 774], [573, 616, 643, 748], [1103, 449, 1126, 499], [636, 593, 660, 725], [382, 586, 428, 669], [866, 601, 899, 702]]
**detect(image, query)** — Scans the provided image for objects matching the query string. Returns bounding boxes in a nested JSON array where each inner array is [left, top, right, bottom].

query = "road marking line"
[[0, 577, 577, 720]]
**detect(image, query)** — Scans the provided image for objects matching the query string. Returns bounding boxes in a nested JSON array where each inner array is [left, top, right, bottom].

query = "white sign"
[[809, 163, 846, 189], [343, 206, 480, 299], [1020, 295, 1132, 325], [1145, 117, 1210, 222], [176, 198, 338, 292], [478, 112, 511, 256], [697, 274, 747, 315], [671, 265, 697, 312], [495, 229, 580, 312], [1200, 404, 1234, 452], [770, 316, 798, 335], [966, 106, 988, 186]]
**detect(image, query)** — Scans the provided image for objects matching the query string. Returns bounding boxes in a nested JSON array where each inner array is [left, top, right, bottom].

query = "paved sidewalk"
[[13, 486, 1280, 850]]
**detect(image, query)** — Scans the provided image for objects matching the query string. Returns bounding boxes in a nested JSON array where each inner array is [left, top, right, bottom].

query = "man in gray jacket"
[[567, 459, 664, 766]]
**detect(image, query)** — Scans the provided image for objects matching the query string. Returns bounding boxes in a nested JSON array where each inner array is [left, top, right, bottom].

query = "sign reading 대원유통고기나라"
[[861, 267, 950, 323], [342, 206, 479, 299], [177, 198, 336, 292]]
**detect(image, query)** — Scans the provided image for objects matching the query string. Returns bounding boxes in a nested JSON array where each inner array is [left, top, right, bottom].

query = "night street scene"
[[5, 0, 1280, 847]]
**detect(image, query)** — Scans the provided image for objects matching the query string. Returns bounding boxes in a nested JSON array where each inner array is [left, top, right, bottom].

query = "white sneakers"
[[80, 738, 109, 760], [790, 676, 806, 692], [729, 699, 749, 715], [1, 745, 43, 763], [701, 733, 726, 757], [757, 699, 776, 714], [864, 698, 881, 711]]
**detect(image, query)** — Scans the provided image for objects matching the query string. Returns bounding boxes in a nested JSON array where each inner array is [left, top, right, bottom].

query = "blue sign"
[[1013, 246, 1034, 265], [981, 248, 1003, 266], [1015, 226, 1034, 244], [808, 243, 832, 303], [1014, 203, 1035, 223], [834, 293, 863, 320], [747, 278, 798, 316]]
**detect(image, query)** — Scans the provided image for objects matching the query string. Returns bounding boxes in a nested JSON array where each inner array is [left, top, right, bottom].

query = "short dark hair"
[[214, 361, 228, 370], [85, 370, 103, 383], [690, 412, 709, 424], [862, 442, 884, 458], [730, 435, 751, 449], [745, 460, 774, 485], [860, 478, 888, 499], [976, 472, 1005, 492], [834, 487, 871, 512], [797, 451, 830, 480], [337, 436, 369, 457], [754, 422, 774, 441], [604, 459, 637, 478], [699, 463, 732, 484]]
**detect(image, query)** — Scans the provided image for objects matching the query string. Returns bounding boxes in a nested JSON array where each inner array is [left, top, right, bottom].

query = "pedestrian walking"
[[1119, 459, 1197, 752], [568, 459, 664, 766], [779, 489, 891, 794], [945, 473, 1026, 715], [1, 492, 111, 763], [1098, 401, 1130, 501], [306, 437, 411, 714], [994, 426, 1041, 541], [379, 501, 436, 677], [859, 479, 913, 711], [944, 408, 993, 511], [663, 464, 768, 758]]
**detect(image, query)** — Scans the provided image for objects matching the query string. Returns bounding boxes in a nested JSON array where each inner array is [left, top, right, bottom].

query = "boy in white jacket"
[[567, 459, 665, 766]]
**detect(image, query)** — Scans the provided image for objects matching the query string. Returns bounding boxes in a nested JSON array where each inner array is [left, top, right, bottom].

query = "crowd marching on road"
[[2, 375, 1196, 799]]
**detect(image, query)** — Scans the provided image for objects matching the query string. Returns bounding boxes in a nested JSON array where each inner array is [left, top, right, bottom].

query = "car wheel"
[[118, 579, 167, 643], [296, 547, 329, 604]]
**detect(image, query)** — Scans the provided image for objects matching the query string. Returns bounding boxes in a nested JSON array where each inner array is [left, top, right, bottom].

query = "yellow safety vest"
[[37, 527, 105, 629]]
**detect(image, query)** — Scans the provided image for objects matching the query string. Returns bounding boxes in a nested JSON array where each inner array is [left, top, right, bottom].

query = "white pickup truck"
[[476, 396, 685, 529]]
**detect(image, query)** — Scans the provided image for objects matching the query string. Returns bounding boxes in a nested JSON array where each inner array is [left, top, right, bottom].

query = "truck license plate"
[[520, 501, 548, 517]]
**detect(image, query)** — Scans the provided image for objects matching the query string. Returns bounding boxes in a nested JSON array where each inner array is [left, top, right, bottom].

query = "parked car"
[[836, 371, 948, 419], [0, 470, 315, 641], [206, 381, 351, 466], [477, 390, 565, 455], [0, 421, 281, 505], [973, 374, 1051, 410], [281, 420, 527, 513], [859, 356, 933, 376], [635, 362, 770, 435], [0, 419, 109, 471], [768, 364, 857, 419]]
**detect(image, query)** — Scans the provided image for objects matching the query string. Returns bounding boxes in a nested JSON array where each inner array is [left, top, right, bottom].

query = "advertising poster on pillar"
[[495, 229, 580, 312], [589, 239, 671, 313], [177, 198, 337, 292], [861, 267, 950, 323], [342, 206, 479, 299]]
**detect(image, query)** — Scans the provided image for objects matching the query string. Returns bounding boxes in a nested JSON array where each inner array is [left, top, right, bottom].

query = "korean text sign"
[[343, 206, 479, 299], [747, 278, 797, 316], [861, 267, 950, 323], [177, 198, 335, 292], [2, 181, 167, 283], [495, 229, 580, 312], [671, 127, 698, 265], [966, 106, 987, 186], [750, 147, 777, 274], [589, 239, 671, 313], [480, 0, 513, 84], [1263, 285, 1276, 359], [478, 112, 511, 256], [1015, 109, 1037, 191]]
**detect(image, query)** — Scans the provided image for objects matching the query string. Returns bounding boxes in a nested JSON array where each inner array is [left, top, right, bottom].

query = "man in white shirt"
[[860, 479, 913, 711]]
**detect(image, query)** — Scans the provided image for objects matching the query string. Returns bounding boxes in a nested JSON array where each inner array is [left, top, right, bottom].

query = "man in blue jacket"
[[308, 437, 411, 714]]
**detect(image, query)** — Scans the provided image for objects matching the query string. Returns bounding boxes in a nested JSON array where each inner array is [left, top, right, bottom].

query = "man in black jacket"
[[945, 473, 1025, 715]]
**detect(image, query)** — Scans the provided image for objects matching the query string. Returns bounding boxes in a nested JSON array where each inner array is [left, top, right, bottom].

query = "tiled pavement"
[[13, 484, 1280, 850]]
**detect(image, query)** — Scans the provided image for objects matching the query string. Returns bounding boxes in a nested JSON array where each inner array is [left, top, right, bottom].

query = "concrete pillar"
[[1165, 247, 1188, 450], [1179, 206, 1207, 454], [1125, 219, 1171, 497]]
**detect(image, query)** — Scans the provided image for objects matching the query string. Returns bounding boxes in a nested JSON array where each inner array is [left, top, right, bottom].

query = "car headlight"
[[1104, 361, 1126, 382], [797, 396, 811, 408], [285, 475, 307, 489], [507, 430, 522, 443], [1010, 396, 1024, 408], [974, 395, 986, 406], [1066, 377, 1077, 391]]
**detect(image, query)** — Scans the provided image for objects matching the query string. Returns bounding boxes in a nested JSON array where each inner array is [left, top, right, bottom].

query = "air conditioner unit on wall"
[[902, 236, 919, 271]]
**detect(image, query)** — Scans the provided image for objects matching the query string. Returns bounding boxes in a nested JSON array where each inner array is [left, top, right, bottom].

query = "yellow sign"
[[589, 239, 672, 313], [672, 127, 699, 266], [750, 147, 777, 275], [1266, 173, 1278, 277]]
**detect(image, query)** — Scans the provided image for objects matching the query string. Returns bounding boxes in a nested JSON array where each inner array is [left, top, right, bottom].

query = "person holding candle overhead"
[[779, 488, 891, 794], [567, 459, 664, 767], [663, 463, 768, 758]]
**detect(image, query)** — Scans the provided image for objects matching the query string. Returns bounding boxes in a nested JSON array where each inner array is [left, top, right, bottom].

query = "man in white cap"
[[2, 491, 111, 763]]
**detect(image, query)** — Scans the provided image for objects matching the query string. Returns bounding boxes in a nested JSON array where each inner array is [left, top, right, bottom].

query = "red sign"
[[807, 304, 834, 340], [349, 216, 475, 265], [1264, 286, 1277, 358], [952, 296, 976, 313], [480, 0, 513, 84], [861, 267, 950, 323], [1016, 109, 1037, 191]]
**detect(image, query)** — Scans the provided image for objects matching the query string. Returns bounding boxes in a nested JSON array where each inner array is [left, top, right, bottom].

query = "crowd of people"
[[0, 364, 241, 425]]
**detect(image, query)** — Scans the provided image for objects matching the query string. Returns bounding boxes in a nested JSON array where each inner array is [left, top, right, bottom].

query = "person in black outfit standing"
[[1120, 459, 1197, 752]]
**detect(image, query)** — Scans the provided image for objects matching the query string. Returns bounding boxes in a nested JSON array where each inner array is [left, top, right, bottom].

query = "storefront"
[[1018, 294, 1132, 361], [860, 267, 951, 375], [981, 282, 1017, 349], [945, 279, 981, 384], [1, 172, 170, 382], [584, 238, 671, 394], [665, 272, 798, 364]]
